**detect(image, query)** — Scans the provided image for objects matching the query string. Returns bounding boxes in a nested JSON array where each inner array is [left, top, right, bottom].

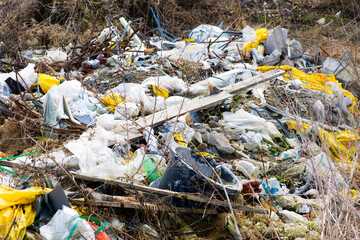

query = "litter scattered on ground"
[[0, 11, 360, 240]]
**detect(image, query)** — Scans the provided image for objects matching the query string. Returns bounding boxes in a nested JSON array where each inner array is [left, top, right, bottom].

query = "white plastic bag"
[[65, 137, 117, 173], [40, 206, 95, 240], [144, 127, 158, 153], [141, 76, 187, 93], [287, 39, 303, 59], [41, 50, 68, 64], [42, 80, 92, 126], [0, 63, 37, 90], [234, 160, 260, 178], [114, 102, 139, 119], [242, 26, 257, 43], [326, 81, 353, 115], [189, 24, 231, 42], [187, 68, 242, 95], [91, 27, 114, 44], [43, 80, 84, 103], [0, 80, 11, 96], [43, 93, 80, 127], [306, 152, 346, 190], [69, 99, 97, 125], [221, 109, 281, 137]]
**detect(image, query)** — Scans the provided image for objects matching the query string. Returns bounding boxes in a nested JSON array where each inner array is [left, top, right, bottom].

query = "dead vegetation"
[[0, 0, 360, 239]]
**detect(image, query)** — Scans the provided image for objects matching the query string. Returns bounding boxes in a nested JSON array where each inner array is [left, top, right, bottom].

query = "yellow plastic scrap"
[[182, 38, 195, 43], [0, 186, 46, 240], [173, 132, 186, 146], [101, 93, 125, 112], [195, 152, 218, 160], [260, 199, 276, 211], [287, 121, 360, 167], [38, 73, 60, 93], [258, 65, 359, 114], [151, 85, 170, 98], [243, 28, 269, 56], [110, 43, 117, 51]]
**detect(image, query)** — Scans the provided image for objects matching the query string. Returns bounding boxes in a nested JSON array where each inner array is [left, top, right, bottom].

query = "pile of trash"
[[0, 15, 359, 239]]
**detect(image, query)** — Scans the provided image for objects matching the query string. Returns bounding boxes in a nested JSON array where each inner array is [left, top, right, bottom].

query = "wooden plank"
[[71, 173, 267, 214], [0, 160, 267, 214], [135, 91, 232, 129], [120, 69, 285, 141], [71, 191, 219, 215], [70, 199, 219, 214]]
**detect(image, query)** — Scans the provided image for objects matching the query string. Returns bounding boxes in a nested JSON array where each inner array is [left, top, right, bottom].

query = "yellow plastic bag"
[[258, 65, 359, 114], [0, 186, 46, 240], [101, 93, 125, 112], [38, 73, 60, 93], [152, 85, 170, 98], [287, 121, 360, 167], [243, 28, 268, 56]]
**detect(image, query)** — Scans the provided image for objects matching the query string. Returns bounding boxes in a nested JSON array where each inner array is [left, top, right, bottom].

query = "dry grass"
[[1, 1, 360, 239]]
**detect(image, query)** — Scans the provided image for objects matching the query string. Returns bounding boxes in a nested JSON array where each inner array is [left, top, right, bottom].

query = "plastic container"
[[143, 155, 162, 183]]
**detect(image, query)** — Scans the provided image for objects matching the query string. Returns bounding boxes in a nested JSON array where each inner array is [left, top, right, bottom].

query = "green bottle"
[[143, 156, 162, 183]]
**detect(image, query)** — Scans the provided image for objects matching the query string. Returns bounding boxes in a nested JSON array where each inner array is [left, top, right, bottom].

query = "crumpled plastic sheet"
[[0, 186, 46, 240]]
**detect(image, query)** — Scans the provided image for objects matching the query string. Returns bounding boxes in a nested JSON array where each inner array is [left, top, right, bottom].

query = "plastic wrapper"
[[40, 50, 68, 64], [188, 24, 232, 42], [40, 206, 95, 240], [221, 109, 282, 138]]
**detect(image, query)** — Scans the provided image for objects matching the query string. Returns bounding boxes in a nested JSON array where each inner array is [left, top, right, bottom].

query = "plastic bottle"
[[143, 155, 162, 183]]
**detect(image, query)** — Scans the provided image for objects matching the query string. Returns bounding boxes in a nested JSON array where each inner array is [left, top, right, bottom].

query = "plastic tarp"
[[258, 65, 359, 114], [0, 186, 46, 240], [287, 121, 360, 167]]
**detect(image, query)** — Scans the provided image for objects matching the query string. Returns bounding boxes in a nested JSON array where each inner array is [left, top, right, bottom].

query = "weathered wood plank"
[[0, 160, 267, 214], [120, 69, 285, 141]]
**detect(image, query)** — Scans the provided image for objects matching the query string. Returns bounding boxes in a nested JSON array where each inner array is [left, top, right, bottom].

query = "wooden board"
[[119, 69, 285, 141], [0, 160, 267, 214]]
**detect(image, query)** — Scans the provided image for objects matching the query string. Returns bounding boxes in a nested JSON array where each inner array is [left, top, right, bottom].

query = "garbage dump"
[[1, 2, 360, 239]]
